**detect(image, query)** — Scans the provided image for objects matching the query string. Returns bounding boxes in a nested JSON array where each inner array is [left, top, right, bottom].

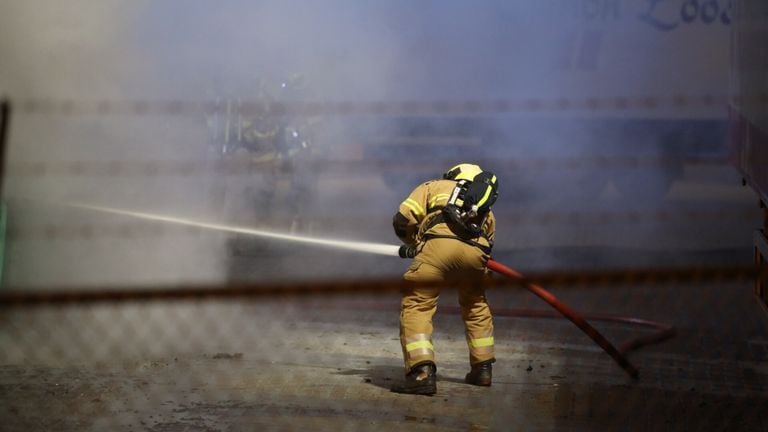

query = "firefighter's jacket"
[[393, 179, 495, 253]]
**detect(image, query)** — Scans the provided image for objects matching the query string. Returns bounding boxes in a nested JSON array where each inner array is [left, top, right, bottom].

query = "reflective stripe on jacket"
[[393, 179, 495, 250]]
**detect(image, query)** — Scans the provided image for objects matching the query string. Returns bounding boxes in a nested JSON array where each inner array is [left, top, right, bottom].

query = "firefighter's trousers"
[[400, 237, 495, 370]]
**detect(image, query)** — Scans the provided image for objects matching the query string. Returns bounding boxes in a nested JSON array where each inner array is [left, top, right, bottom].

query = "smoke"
[[0, 1, 227, 287], [0, 0, 737, 287]]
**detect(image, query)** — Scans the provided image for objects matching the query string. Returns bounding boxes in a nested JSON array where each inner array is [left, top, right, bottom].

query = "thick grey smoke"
[[0, 1, 225, 287], [0, 0, 737, 287]]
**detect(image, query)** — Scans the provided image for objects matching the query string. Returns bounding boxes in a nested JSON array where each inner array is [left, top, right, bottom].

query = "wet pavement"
[[1, 271, 767, 431], [2, 162, 767, 430]]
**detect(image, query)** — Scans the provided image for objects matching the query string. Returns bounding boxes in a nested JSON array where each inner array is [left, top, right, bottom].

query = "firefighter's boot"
[[391, 362, 437, 396], [465, 359, 494, 386]]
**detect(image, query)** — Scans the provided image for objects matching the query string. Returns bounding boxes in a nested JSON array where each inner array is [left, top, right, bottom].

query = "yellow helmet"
[[443, 163, 482, 181]]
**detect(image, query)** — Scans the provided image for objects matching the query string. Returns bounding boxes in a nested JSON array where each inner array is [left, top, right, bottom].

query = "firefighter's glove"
[[398, 244, 418, 259]]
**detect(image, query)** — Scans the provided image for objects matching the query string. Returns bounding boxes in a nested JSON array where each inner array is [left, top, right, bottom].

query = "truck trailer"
[[729, 0, 768, 313], [354, 0, 733, 205]]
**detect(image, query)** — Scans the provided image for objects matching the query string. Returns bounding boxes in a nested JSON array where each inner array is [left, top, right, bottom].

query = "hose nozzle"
[[398, 244, 417, 259]]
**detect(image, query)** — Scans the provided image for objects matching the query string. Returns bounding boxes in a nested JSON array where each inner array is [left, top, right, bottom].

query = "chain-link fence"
[[0, 90, 766, 431], [2, 2, 768, 426]]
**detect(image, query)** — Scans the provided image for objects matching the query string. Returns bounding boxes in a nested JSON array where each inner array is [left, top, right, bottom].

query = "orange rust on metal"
[[0, 278, 442, 307], [0, 265, 757, 307]]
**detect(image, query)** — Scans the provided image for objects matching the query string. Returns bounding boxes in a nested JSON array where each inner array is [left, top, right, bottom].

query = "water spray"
[[67, 202, 401, 257], [68, 201, 674, 378]]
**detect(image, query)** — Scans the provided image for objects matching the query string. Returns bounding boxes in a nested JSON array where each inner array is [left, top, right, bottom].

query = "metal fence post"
[[0, 99, 11, 285]]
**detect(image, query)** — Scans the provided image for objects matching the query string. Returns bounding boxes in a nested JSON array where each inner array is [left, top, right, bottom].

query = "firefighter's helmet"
[[443, 163, 483, 181]]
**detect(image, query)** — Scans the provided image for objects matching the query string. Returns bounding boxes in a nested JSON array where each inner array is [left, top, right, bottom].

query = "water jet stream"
[[66, 202, 401, 257]]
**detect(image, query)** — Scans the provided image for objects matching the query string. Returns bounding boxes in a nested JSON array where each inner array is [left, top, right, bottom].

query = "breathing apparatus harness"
[[419, 165, 499, 254], [444, 171, 497, 235]]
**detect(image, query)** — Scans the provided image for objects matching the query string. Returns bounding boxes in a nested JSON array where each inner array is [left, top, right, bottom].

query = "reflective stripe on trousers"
[[466, 329, 495, 365], [399, 238, 495, 369], [402, 333, 435, 369]]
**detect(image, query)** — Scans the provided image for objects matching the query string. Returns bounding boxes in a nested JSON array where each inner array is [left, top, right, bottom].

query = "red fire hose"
[[485, 259, 676, 379], [352, 257, 675, 379]]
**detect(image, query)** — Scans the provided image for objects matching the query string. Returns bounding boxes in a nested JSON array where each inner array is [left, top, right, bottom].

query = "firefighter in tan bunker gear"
[[391, 163, 499, 396]]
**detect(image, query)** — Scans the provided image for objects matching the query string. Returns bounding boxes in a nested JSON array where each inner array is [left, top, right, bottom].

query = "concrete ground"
[[0, 269, 767, 431], [1, 161, 766, 431]]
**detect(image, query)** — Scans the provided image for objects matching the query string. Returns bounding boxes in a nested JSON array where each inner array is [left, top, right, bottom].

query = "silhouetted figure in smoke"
[[207, 74, 318, 234]]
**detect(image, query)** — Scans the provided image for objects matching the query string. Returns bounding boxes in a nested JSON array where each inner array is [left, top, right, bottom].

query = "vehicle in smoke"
[[357, 0, 733, 206], [728, 0, 768, 312]]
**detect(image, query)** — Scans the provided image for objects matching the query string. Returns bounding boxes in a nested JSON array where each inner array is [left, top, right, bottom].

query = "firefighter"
[[272, 73, 317, 233], [391, 163, 499, 396], [236, 75, 316, 232], [236, 111, 283, 223]]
